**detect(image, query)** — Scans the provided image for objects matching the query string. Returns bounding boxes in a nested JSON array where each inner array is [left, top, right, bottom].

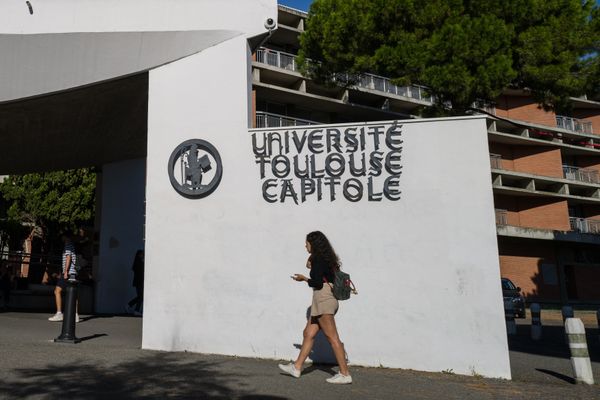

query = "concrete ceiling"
[[0, 73, 148, 174]]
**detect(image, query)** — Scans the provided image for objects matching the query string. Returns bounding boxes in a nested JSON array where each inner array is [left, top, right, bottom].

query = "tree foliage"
[[298, 0, 599, 114], [0, 169, 96, 241]]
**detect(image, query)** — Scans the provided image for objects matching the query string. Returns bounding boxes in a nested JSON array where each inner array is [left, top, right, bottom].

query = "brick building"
[[253, 5, 600, 304]]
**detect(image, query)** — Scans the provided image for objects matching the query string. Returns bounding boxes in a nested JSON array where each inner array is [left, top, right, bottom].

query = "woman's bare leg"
[[54, 286, 62, 313], [294, 317, 320, 370], [318, 314, 349, 375]]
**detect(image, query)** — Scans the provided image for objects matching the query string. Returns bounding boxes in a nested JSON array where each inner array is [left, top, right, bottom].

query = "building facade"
[[253, 5, 600, 305], [0, 1, 516, 378]]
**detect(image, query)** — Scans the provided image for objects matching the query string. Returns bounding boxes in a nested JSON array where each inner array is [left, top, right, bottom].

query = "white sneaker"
[[48, 312, 63, 322], [278, 363, 301, 378], [76, 314, 80, 323], [326, 373, 352, 384]]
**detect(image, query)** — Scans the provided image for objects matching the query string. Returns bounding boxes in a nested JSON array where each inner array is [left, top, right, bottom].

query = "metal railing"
[[556, 116, 593, 134], [569, 217, 600, 234], [354, 73, 433, 102], [256, 48, 298, 71], [490, 154, 503, 169], [255, 48, 434, 103], [255, 111, 319, 128], [563, 165, 600, 184], [495, 209, 508, 226]]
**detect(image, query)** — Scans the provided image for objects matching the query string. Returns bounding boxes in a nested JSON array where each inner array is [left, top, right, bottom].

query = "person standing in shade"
[[279, 231, 352, 384], [48, 232, 79, 322], [0, 262, 11, 311], [126, 250, 144, 316]]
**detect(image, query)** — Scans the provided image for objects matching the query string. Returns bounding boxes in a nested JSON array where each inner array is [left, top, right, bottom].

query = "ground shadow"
[[79, 333, 108, 342], [79, 315, 110, 322], [0, 352, 289, 400], [535, 369, 575, 384], [508, 324, 600, 363], [508, 322, 599, 385]]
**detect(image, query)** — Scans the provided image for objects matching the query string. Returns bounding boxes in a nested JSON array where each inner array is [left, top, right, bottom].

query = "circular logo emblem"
[[168, 139, 223, 198]]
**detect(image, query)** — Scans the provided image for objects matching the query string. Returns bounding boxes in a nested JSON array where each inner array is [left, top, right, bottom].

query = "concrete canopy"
[[0, 0, 277, 173], [0, 74, 148, 174]]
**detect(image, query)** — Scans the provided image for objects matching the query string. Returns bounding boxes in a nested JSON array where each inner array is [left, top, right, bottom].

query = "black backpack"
[[328, 269, 357, 301]]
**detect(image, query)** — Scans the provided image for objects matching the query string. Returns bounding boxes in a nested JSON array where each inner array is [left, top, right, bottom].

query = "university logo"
[[168, 139, 223, 198]]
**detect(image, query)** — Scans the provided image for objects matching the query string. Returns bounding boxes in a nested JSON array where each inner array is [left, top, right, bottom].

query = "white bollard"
[[565, 318, 594, 385], [505, 301, 516, 335], [530, 303, 542, 340], [562, 305, 574, 343]]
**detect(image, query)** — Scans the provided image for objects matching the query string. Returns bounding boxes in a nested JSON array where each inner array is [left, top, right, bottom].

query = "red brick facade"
[[498, 241, 561, 302], [494, 195, 570, 231], [495, 95, 557, 127], [494, 94, 600, 304]]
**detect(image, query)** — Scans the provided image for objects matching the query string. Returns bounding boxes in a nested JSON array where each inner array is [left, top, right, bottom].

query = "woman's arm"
[[306, 258, 325, 289]]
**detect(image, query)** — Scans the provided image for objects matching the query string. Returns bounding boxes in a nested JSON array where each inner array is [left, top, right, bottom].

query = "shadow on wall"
[[526, 261, 560, 302], [0, 352, 288, 400], [291, 307, 339, 365]]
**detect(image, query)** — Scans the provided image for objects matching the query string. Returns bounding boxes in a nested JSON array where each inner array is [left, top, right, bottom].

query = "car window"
[[501, 279, 516, 290]]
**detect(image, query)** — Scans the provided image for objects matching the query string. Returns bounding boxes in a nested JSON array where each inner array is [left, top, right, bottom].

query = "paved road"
[[0, 312, 598, 399]]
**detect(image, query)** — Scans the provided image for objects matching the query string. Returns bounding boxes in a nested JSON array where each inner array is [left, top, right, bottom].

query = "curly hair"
[[306, 231, 341, 270]]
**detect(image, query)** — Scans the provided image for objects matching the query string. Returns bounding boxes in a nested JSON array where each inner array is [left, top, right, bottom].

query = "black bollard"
[[54, 276, 80, 344]]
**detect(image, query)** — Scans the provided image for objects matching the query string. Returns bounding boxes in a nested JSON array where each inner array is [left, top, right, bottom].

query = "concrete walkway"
[[0, 312, 598, 399]]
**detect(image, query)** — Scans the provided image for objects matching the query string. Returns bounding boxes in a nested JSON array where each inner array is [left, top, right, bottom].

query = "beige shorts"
[[310, 283, 339, 317]]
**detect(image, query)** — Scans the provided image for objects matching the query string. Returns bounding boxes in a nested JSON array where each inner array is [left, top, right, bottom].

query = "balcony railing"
[[256, 48, 298, 71], [569, 217, 600, 234], [556, 116, 593, 134], [490, 154, 503, 169], [563, 165, 600, 184], [255, 48, 434, 103], [495, 209, 508, 226], [255, 111, 319, 128]]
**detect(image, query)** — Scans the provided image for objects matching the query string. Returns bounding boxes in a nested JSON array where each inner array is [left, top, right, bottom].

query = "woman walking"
[[278, 231, 352, 384]]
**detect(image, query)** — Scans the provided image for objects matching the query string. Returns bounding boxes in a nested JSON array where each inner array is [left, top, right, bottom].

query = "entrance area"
[[0, 74, 149, 315]]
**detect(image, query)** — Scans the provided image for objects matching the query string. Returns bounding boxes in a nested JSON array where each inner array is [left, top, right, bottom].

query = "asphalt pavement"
[[0, 311, 598, 399]]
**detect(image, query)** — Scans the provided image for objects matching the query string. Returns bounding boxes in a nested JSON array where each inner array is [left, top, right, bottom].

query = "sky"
[[279, 0, 600, 12], [278, 0, 313, 12]]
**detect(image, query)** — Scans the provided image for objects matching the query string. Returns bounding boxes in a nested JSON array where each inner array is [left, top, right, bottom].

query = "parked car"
[[502, 278, 526, 318]]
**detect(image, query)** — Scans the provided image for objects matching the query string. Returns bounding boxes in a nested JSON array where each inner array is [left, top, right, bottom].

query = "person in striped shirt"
[[48, 232, 79, 322]]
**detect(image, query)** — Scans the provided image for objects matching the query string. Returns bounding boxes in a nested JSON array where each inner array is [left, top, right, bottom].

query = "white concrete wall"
[[97, 158, 146, 313], [143, 31, 510, 377]]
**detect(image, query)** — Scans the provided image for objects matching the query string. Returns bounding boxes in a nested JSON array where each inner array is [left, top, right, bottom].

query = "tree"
[[298, 0, 599, 114], [0, 169, 96, 250]]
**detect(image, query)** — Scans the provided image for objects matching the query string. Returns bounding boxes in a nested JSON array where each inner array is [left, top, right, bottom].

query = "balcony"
[[556, 116, 593, 134], [256, 48, 298, 72], [569, 217, 600, 234], [255, 111, 319, 128], [493, 212, 600, 243], [350, 73, 432, 102], [495, 209, 508, 225], [255, 48, 433, 103], [490, 154, 502, 169], [563, 165, 600, 184]]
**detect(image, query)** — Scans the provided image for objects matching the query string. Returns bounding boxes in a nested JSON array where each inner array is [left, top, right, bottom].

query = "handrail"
[[255, 111, 320, 128], [562, 165, 600, 184], [556, 115, 593, 134], [255, 47, 434, 103], [569, 217, 600, 234], [490, 154, 503, 169], [495, 209, 508, 226]]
